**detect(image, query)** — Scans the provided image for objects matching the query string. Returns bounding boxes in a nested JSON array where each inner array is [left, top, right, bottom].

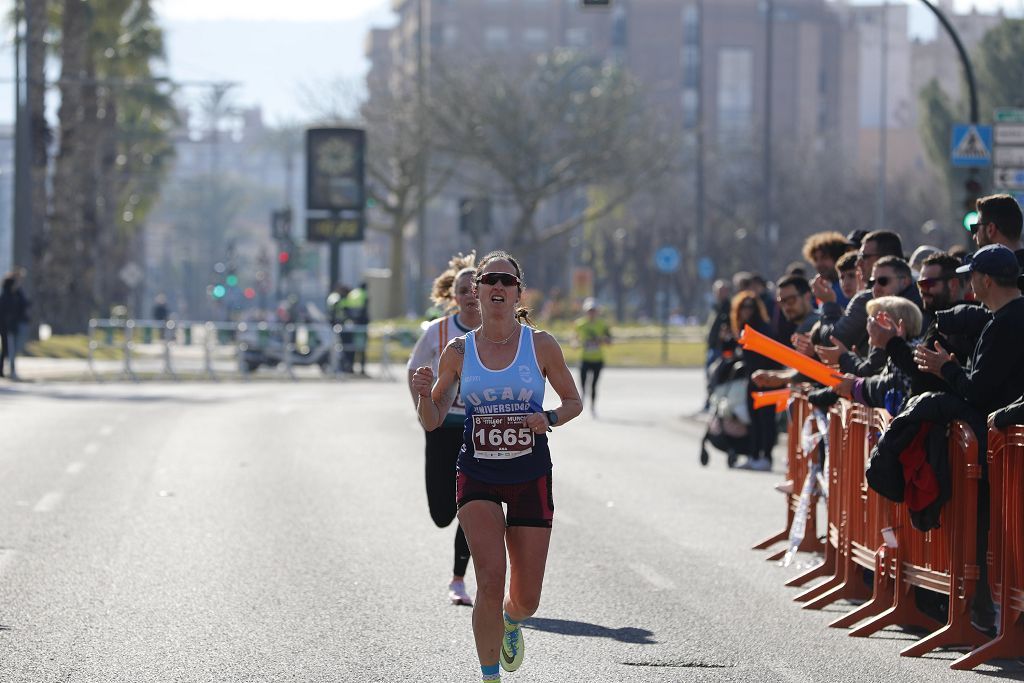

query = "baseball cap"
[[955, 244, 1021, 279], [582, 297, 598, 312]]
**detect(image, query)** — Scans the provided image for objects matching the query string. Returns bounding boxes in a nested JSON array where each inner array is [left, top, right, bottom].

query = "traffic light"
[[278, 249, 291, 265], [963, 177, 983, 233], [226, 274, 239, 287], [212, 284, 227, 299]]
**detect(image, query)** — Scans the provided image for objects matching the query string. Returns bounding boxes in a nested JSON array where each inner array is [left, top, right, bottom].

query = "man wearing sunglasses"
[[813, 230, 904, 354], [970, 194, 1024, 291], [914, 244, 1024, 415], [868, 252, 975, 395]]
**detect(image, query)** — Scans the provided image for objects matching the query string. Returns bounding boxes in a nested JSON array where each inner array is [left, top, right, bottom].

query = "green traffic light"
[[226, 274, 239, 287], [212, 284, 227, 299], [963, 210, 979, 232]]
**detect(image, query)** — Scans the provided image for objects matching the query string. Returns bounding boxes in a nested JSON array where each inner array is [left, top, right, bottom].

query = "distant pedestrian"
[[575, 297, 611, 417], [0, 270, 30, 380], [152, 294, 169, 321]]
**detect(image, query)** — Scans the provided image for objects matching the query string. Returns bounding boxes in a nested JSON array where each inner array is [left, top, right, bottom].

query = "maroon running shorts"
[[456, 471, 554, 528]]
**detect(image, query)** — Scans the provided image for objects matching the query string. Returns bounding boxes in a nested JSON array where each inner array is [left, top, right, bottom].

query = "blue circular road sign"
[[655, 246, 681, 274], [697, 256, 715, 280]]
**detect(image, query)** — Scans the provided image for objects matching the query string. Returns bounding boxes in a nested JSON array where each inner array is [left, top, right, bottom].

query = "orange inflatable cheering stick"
[[739, 325, 842, 387], [752, 388, 791, 413]]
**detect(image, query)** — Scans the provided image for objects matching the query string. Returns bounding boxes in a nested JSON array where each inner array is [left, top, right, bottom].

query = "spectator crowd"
[[704, 192, 1024, 632]]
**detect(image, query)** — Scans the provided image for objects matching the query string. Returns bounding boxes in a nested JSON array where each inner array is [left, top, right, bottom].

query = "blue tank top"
[[458, 326, 551, 484]]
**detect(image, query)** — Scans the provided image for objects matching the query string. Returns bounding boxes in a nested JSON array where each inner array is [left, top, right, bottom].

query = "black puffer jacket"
[[866, 391, 985, 531]]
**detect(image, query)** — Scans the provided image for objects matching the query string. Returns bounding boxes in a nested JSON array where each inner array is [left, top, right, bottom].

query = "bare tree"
[[431, 51, 678, 261]]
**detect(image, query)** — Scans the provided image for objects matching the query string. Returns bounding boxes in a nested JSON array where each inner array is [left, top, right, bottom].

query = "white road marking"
[[629, 562, 677, 591], [33, 491, 64, 513], [83, 442, 99, 455], [98, 426, 114, 437], [66, 462, 85, 476]]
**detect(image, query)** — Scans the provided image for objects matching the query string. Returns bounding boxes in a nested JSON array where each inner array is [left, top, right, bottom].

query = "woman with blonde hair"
[[407, 251, 480, 606], [834, 295, 923, 414]]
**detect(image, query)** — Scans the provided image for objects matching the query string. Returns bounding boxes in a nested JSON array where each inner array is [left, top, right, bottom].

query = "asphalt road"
[[0, 370, 1018, 682]]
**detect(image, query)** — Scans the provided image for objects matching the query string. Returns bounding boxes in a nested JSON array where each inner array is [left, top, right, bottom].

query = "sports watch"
[[545, 410, 559, 427]]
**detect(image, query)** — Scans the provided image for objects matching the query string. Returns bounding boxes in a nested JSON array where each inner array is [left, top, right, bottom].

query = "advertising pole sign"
[[305, 128, 367, 288]]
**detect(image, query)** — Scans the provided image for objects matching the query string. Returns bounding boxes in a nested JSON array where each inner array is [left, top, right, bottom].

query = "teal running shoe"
[[499, 615, 524, 672]]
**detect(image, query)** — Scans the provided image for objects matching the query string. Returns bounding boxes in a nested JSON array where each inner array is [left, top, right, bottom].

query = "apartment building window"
[[444, 25, 458, 47], [717, 47, 753, 138], [682, 45, 700, 89], [566, 27, 589, 47], [523, 28, 548, 49], [485, 27, 510, 50], [682, 88, 699, 128], [683, 4, 699, 45]]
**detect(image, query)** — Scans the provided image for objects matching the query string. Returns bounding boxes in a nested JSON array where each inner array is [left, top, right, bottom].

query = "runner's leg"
[[504, 526, 552, 621], [589, 361, 603, 406], [458, 500, 508, 668]]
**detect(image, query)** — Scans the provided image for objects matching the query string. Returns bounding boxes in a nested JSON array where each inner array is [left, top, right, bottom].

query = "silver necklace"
[[477, 324, 519, 345]]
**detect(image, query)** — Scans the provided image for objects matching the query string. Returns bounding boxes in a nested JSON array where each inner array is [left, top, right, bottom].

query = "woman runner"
[[407, 252, 479, 606], [412, 250, 582, 682]]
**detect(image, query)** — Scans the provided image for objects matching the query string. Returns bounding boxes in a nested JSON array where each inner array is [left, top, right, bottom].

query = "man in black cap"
[[914, 244, 1024, 415]]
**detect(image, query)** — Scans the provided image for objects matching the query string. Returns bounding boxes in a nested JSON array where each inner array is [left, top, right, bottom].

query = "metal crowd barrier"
[[86, 318, 401, 381]]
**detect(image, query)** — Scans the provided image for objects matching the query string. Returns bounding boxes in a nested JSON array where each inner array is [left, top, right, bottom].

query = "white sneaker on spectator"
[[748, 459, 772, 472]]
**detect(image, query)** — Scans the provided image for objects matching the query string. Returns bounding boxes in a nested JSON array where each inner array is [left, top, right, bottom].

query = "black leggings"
[[580, 360, 604, 404], [424, 426, 471, 577]]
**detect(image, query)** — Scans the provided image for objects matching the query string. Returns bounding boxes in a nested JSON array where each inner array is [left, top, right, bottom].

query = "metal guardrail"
[[86, 318, 403, 382]]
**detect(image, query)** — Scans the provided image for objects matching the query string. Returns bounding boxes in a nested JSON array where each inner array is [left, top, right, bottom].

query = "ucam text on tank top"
[[460, 327, 547, 461]]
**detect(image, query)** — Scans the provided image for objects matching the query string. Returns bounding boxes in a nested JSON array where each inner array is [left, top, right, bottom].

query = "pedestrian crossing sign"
[[950, 124, 993, 168]]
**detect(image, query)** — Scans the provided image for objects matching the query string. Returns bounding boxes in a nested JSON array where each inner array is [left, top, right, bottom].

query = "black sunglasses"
[[868, 275, 897, 288], [477, 272, 521, 287]]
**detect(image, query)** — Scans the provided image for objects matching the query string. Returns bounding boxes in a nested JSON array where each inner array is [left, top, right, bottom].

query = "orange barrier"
[[796, 403, 875, 610], [786, 400, 848, 592], [752, 389, 790, 413], [738, 325, 842, 387], [752, 389, 824, 561], [953, 425, 1024, 669], [770, 394, 1020, 670], [843, 419, 987, 658]]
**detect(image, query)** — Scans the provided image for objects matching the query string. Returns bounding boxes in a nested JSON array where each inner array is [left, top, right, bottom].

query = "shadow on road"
[[524, 617, 656, 644]]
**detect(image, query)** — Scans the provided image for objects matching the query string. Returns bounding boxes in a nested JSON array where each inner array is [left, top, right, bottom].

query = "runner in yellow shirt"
[[575, 298, 612, 417]]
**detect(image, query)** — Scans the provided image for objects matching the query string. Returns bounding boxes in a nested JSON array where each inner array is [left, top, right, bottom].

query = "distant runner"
[[407, 252, 479, 606], [575, 297, 611, 416], [412, 250, 582, 682]]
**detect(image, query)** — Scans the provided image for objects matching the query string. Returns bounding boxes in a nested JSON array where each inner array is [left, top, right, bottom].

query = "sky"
[[0, 0, 1022, 126]]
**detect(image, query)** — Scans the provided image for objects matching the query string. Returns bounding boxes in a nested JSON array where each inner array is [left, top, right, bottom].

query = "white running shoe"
[[448, 580, 473, 606]]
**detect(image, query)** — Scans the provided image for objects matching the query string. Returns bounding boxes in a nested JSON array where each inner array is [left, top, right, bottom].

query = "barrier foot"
[[829, 590, 893, 629], [900, 618, 989, 658], [752, 529, 788, 551], [802, 574, 871, 611], [951, 626, 1023, 670], [848, 599, 941, 638], [794, 573, 844, 603], [766, 547, 788, 562], [785, 553, 833, 588]]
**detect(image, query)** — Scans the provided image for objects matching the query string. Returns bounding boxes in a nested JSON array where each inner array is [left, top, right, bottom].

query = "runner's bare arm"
[[533, 330, 583, 428], [417, 337, 464, 431]]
